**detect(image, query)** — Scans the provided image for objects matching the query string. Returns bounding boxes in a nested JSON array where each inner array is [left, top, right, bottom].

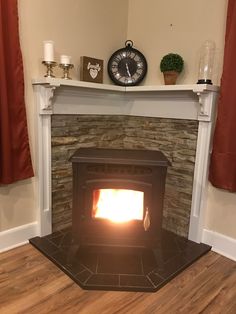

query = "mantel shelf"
[[32, 77, 219, 94], [33, 77, 219, 123]]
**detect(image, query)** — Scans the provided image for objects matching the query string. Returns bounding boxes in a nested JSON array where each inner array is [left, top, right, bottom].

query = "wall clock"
[[107, 40, 147, 86]]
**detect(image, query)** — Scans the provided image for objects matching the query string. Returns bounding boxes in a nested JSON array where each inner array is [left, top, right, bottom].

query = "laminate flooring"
[[0, 244, 236, 314]]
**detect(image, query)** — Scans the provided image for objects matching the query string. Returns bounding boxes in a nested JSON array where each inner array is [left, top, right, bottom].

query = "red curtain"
[[0, 0, 34, 184], [209, 0, 236, 192]]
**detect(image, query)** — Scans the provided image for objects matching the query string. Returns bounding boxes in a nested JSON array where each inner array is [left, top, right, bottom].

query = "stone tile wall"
[[51, 115, 198, 237]]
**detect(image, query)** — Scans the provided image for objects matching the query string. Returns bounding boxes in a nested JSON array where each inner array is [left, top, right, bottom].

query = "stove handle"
[[144, 207, 150, 231]]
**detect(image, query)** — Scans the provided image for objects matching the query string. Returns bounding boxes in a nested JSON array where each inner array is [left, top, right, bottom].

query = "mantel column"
[[34, 85, 55, 236]]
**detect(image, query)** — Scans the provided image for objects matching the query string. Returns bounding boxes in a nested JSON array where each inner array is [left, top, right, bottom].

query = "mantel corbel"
[[38, 83, 60, 114], [193, 89, 215, 122]]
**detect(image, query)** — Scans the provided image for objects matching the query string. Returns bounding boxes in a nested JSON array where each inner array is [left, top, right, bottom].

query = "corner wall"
[[127, 0, 227, 86], [0, 0, 128, 234], [127, 0, 236, 254]]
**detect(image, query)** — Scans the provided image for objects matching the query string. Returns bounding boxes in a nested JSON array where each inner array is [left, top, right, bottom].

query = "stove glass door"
[[92, 188, 144, 223]]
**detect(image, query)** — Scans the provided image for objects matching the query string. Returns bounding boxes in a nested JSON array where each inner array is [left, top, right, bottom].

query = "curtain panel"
[[209, 0, 236, 192], [0, 0, 33, 184]]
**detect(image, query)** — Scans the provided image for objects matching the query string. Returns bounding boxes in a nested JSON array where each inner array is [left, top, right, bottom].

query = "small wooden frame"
[[80, 56, 103, 83]]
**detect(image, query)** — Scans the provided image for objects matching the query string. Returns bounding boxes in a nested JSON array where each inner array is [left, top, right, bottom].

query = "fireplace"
[[30, 80, 216, 292], [70, 148, 170, 248]]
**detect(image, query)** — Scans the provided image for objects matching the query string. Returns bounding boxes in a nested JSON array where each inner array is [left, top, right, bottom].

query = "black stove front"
[[70, 148, 170, 248]]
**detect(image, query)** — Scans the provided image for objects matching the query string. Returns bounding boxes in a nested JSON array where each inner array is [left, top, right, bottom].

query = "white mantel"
[[33, 78, 219, 243]]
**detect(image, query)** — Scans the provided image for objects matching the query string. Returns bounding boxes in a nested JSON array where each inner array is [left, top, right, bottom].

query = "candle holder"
[[42, 61, 57, 78], [197, 40, 216, 85], [59, 63, 74, 80]]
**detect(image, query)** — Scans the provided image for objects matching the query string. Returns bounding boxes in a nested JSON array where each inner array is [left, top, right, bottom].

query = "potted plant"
[[160, 53, 184, 85]]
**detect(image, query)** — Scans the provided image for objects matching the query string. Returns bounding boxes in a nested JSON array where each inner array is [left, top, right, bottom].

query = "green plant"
[[160, 53, 184, 73]]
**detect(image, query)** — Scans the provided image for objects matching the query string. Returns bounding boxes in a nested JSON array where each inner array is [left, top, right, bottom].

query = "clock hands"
[[125, 63, 131, 77]]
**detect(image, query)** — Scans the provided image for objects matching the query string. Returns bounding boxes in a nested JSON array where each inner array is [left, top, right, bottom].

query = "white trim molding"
[[0, 222, 39, 253], [202, 229, 236, 261], [33, 78, 219, 242]]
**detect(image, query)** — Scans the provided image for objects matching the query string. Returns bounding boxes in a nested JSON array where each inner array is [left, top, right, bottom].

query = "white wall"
[[127, 0, 227, 86], [206, 184, 236, 238], [127, 0, 236, 243], [0, 0, 128, 232]]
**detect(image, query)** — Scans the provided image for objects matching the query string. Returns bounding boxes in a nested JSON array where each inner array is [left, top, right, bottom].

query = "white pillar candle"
[[43, 40, 54, 62], [60, 55, 71, 64]]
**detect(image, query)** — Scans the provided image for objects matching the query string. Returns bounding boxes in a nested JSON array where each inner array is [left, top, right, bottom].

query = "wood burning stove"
[[70, 148, 170, 248], [30, 149, 211, 293]]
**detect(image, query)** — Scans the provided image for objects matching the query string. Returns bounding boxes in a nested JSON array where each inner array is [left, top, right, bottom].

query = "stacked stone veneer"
[[51, 114, 198, 238]]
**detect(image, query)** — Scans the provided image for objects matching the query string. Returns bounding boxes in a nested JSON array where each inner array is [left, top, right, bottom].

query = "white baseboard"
[[0, 222, 39, 253], [202, 229, 236, 261]]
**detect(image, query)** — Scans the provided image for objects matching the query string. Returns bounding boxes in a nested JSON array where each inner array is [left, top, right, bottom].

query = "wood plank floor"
[[0, 244, 235, 314]]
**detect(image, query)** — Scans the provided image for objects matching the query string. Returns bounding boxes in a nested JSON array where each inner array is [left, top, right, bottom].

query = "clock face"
[[108, 45, 147, 86]]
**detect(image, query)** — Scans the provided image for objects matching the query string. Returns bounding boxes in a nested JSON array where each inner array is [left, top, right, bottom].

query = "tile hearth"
[[30, 228, 211, 292]]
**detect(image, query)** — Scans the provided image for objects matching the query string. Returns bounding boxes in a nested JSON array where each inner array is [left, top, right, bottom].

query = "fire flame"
[[92, 189, 144, 223]]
